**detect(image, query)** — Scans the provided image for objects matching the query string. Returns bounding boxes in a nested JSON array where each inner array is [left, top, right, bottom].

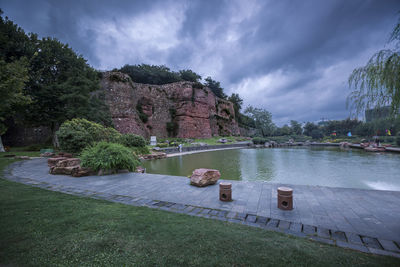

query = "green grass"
[[0, 157, 399, 266]]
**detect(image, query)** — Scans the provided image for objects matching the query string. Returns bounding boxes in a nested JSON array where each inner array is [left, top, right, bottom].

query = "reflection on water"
[[142, 147, 400, 190]]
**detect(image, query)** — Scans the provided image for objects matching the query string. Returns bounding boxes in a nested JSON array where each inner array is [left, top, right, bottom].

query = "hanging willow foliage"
[[348, 16, 400, 117]]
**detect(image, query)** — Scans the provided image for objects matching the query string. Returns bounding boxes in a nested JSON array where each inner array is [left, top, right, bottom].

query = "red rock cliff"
[[100, 71, 240, 138]]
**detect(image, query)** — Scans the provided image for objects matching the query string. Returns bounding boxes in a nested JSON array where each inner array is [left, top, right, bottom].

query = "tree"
[[244, 106, 275, 136], [303, 122, 319, 136], [280, 124, 292, 136], [0, 11, 111, 148], [24, 37, 111, 146], [0, 57, 30, 151], [228, 93, 243, 118], [204, 77, 227, 99], [311, 129, 324, 140], [348, 15, 400, 116], [119, 64, 181, 84], [290, 120, 302, 135], [179, 69, 201, 82]]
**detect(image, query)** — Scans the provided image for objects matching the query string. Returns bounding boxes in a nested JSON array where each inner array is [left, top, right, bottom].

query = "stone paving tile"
[[183, 206, 195, 212], [331, 231, 347, 242], [303, 225, 316, 235], [378, 239, 400, 253], [200, 208, 211, 215], [317, 227, 330, 239], [345, 232, 363, 245], [235, 212, 247, 221], [278, 220, 290, 230], [246, 214, 257, 223], [266, 219, 279, 228], [189, 207, 203, 214], [289, 222, 302, 232], [256, 216, 268, 224], [362, 237, 382, 249], [209, 210, 219, 216]]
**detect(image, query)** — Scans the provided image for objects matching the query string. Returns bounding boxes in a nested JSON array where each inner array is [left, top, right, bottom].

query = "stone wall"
[[101, 71, 241, 138]]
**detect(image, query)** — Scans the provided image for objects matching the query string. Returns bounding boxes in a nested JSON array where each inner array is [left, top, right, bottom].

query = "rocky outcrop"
[[190, 168, 221, 187], [48, 157, 94, 177], [100, 71, 240, 138]]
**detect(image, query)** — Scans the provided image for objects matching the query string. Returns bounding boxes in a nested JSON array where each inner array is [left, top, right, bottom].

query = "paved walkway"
[[4, 158, 400, 257]]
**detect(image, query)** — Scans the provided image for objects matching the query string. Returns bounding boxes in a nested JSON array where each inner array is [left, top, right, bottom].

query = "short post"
[[219, 182, 232, 201], [277, 187, 293, 210]]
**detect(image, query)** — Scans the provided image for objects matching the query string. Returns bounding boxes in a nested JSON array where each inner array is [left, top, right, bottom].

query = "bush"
[[252, 137, 267, 145], [131, 146, 150, 155], [57, 118, 121, 153], [119, 133, 147, 148], [80, 142, 140, 172], [157, 143, 169, 148], [397, 135, 400, 146]]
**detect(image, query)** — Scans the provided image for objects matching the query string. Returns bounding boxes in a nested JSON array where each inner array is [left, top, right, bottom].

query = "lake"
[[142, 147, 400, 191]]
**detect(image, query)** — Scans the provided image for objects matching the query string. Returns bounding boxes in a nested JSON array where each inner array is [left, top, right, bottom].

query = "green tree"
[[228, 93, 243, 118], [179, 69, 201, 82], [303, 122, 319, 136], [244, 106, 275, 136], [204, 77, 227, 99], [0, 57, 30, 151], [348, 15, 400, 116], [24, 37, 111, 145], [119, 64, 181, 84], [0, 9, 36, 63], [290, 120, 302, 135], [0, 11, 111, 147]]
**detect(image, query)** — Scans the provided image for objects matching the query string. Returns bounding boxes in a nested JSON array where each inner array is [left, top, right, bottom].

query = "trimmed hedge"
[[80, 142, 140, 172]]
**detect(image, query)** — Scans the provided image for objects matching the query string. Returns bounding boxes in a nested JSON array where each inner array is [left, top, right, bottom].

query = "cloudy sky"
[[1, 0, 399, 125]]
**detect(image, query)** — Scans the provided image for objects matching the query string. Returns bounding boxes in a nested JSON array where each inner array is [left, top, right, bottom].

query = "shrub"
[[252, 137, 267, 145], [57, 118, 121, 153], [131, 146, 150, 155], [157, 143, 169, 148], [80, 142, 140, 172], [119, 133, 147, 148]]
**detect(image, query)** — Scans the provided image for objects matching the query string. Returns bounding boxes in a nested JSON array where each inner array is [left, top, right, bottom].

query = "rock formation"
[[100, 71, 240, 138], [190, 168, 221, 187]]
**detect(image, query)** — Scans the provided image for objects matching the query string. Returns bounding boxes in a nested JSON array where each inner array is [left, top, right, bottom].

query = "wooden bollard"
[[277, 187, 293, 210], [219, 182, 232, 201]]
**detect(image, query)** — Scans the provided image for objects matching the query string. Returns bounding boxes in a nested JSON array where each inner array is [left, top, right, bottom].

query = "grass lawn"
[[0, 158, 399, 266]]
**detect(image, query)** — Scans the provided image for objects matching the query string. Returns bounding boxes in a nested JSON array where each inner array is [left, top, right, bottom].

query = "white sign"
[[150, 136, 157, 146]]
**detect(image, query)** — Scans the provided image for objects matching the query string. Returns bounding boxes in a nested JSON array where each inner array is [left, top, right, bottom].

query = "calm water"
[[142, 147, 400, 191]]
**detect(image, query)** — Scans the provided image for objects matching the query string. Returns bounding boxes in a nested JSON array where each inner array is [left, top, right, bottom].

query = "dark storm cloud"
[[1, 0, 399, 125]]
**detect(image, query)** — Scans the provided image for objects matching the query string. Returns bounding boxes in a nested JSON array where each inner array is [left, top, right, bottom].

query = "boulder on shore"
[[190, 168, 221, 187]]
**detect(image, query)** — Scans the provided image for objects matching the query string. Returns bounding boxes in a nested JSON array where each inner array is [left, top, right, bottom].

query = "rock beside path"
[[190, 168, 221, 187], [48, 157, 94, 177]]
